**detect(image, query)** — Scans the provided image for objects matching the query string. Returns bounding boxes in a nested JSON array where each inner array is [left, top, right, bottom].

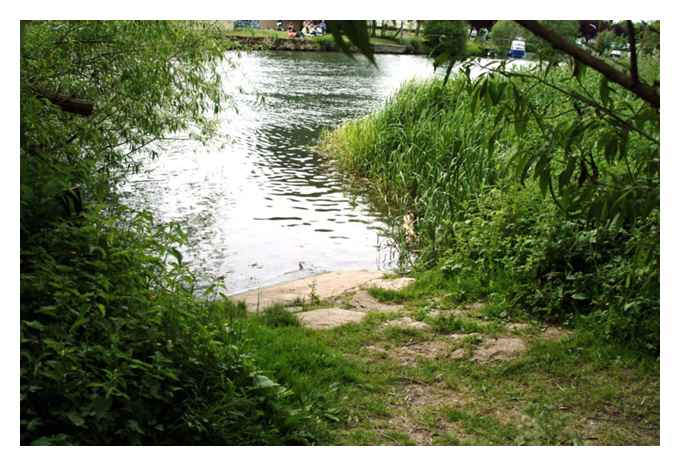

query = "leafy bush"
[[20, 21, 330, 445], [20, 207, 313, 445]]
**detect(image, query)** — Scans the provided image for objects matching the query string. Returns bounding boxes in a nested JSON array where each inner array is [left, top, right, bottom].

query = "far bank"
[[226, 34, 426, 55]]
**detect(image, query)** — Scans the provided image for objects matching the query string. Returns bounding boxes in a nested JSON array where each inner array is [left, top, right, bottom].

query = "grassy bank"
[[319, 61, 659, 354], [224, 28, 426, 53], [229, 284, 659, 445]]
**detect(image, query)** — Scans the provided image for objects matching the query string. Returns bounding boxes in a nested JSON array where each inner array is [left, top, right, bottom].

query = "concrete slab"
[[230, 270, 384, 311], [297, 308, 366, 329]]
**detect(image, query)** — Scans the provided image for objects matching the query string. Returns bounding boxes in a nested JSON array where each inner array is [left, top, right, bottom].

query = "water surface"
[[123, 51, 444, 293]]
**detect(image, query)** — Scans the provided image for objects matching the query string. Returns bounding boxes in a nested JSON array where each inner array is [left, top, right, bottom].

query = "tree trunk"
[[391, 21, 404, 40]]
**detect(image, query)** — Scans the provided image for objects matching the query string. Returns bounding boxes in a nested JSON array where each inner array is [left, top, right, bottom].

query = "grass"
[[231, 289, 659, 445], [258, 304, 300, 327], [224, 28, 289, 39], [366, 287, 406, 303]]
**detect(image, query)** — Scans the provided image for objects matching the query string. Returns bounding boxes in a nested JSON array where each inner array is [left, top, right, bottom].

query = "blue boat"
[[508, 39, 526, 59]]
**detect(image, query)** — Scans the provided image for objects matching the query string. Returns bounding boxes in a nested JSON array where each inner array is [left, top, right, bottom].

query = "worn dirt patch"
[[427, 308, 469, 319], [383, 317, 432, 332], [368, 339, 465, 366], [542, 326, 573, 341], [383, 383, 468, 445], [350, 290, 403, 313], [297, 307, 365, 329], [471, 337, 527, 362], [428, 302, 486, 319]]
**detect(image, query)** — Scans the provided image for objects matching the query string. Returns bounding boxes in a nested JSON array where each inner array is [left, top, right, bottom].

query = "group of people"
[[280, 20, 327, 39]]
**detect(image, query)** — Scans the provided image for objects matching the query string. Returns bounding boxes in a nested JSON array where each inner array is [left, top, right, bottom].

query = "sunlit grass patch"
[[366, 287, 407, 303]]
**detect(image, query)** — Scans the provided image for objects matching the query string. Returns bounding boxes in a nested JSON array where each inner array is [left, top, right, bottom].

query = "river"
[[121, 51, 447, 294]]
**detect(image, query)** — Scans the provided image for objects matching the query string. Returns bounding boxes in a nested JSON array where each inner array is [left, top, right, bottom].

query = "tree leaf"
[[253, 374, 278, 389], [326, 21, 375, 65]]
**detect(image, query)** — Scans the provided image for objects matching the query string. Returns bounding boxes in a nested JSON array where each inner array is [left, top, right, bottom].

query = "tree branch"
[[39, 91, 94, 116], [514, 20, 659, 109]]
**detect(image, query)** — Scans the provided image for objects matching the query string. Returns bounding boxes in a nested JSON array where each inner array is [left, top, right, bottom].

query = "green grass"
[[222, 28, 424, 52], [224, 28, 289, 39], [366, 287, 407, 303], [429, 314, 499, 335]]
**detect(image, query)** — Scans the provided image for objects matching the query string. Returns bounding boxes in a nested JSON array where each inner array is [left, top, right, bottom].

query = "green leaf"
[[572, 59, 585, 81], [599, 76, 610, 105], [91, 396, 112, 419], [169, 247, 183, 264], [253, 374, 278, 389], [22, 320, 46, 331], [66, 412, 86, 427]]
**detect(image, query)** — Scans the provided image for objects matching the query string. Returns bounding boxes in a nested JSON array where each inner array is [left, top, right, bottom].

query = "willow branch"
[[514, 20, 659, 109], [40, 92, 94, 116]]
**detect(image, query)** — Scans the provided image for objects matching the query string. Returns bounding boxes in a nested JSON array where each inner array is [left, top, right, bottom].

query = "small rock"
[[383, 317, 432, 332], [450, 348, 466, 359], [297, 308, 365, 329], [447, 332, 481, 341], [472, 337, 527, 362], [542, 326, 573, 340], [351, 290, 402, 312], [428, 308, 467, 319]]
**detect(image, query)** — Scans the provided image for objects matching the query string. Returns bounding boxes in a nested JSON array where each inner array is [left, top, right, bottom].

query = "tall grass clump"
[[320, 61, 659, 353], [320, 78, 508, 257]]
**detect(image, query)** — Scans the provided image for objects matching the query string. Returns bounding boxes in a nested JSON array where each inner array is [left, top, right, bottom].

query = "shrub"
[[260, 305, 301, 328], [20, 206, 313, 445]]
